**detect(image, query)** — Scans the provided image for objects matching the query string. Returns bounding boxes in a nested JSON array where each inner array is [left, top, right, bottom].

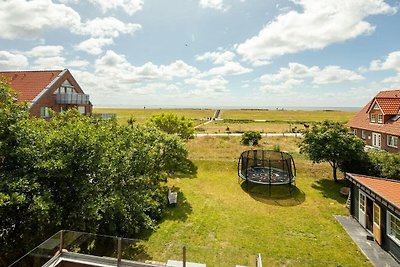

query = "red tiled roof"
[[348, 89, 400, 136], [0, 70, 63, 102], [347, 173, 400, 210], [375, 98, 400, 115]]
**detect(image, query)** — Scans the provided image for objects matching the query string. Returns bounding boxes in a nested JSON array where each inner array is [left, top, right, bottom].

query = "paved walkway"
[[335, 215, 399, 267]]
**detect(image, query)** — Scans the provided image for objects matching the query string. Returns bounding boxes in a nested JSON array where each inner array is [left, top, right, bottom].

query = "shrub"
[[241, 131, 262, 146]]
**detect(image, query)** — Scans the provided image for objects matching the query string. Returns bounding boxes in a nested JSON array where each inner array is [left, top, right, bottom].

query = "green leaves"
[[241, 131, 262, 145], [299, 120, 365, 181], [147, 112, 195, 140], [0, 89, 191, 264]]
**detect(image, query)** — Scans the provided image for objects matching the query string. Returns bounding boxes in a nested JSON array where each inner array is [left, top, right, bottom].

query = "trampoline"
[[238, 150, 296, 193]]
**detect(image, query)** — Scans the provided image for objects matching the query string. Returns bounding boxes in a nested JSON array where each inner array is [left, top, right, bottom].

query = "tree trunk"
[[332, 165, 338, 182]]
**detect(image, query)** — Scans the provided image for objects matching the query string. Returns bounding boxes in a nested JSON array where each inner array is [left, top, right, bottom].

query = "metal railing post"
[[182, 246, 186, 267]]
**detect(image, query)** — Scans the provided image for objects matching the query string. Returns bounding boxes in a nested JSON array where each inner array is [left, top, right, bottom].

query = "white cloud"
[[199, 0, 224, 10], [75, 38, 114, 55], [74, 17, 142, 38], [88, 0, 143, 15], [25, 45, 64, 57], [67, 59, 90, 69], [369, 51, 400, 71], [201, 61, 252, 77], [382, 74, 400, 86], [236, 0, 397, 63], [185, 76, 229, 96], [0, 51, 29, 69], [33, 56, 66, 69], [0, 0, 80, 40], [196, 49, 235, 65], [259, 63, 364, 93]]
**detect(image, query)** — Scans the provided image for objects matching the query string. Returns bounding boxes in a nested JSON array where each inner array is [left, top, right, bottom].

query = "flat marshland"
[[94, 108, 357, 133]]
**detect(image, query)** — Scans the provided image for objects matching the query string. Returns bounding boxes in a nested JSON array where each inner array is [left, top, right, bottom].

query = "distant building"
[[0, 69, 92, 118], [347, 89, 400, 153], [346, 173, 400, 262]]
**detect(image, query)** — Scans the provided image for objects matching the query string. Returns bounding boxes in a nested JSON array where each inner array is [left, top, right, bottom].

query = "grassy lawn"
[[138, 136, 371, 266], [221, 109, 357, 122], [93, 108, 214, 125]]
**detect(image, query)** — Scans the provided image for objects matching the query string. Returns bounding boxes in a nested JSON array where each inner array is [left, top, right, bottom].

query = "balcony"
[[56, 93, 90, 105]]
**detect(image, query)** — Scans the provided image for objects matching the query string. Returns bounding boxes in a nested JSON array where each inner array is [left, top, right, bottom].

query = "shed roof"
[[347, 173, 400, 211]]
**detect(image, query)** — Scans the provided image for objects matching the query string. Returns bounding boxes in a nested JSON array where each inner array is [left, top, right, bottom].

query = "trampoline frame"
[[238, 149, 296, 194]]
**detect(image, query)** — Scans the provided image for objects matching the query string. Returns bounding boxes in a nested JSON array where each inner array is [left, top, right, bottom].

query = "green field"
[[221, 109, 357, 122], [137, 136, 370, 266], [94, 108, 357, 133], [93, 108, 214, 125]]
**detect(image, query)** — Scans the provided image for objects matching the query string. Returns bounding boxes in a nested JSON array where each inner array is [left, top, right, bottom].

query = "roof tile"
[[0, 70, 63, 102]]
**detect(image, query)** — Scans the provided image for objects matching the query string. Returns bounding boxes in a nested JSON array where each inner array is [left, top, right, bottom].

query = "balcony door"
[[372, 133, 381, 148]]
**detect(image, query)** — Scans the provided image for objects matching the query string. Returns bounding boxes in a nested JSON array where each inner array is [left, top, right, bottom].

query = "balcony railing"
[[56, 93, 90, 105]]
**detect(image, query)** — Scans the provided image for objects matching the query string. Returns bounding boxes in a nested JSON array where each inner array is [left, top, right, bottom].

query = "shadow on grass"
[[162, 188, 193, 222], [169, 159, 198, 179], [311, 178, 346, 204], [240, 181, 306, 206]]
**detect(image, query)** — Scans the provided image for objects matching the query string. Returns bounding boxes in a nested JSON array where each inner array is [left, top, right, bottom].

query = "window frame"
[[361, 130, 366, 139], [387, 211, 400, 246], [378, 114, 383, 124], [353, 129, 357, 136], [40, 107, 50, 118], [372, 132, 381, 148], [387, 135, 398, 148], [370, 114, 376, 123]]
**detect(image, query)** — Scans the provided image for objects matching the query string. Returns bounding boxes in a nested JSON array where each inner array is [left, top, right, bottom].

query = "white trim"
[[387, 211, 400, 247], [31, 69, 68, 105]]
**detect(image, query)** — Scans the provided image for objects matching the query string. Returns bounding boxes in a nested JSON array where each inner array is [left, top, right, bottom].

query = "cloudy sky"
[[1, 0, 400, 108]]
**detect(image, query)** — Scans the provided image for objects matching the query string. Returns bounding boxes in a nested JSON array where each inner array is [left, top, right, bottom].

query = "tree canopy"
[[147, 112, 194, 140], [0, 80, 191, 265], [299, 120, 365, 182], [241, 131, 262, 146]]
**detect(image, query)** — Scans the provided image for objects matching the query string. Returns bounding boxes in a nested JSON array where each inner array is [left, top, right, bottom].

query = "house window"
[[353, 129, 357, 135], [78, 106, 85, 115], [372, 132, 381, 148], [40, 107, 51, 118], [361, 130, 366, 139], [378, 114, 383, 124], [387, 135, 398, 148], [370, 114, 376, 123], [387, 212, 400, 245], [373, 103, 380, 110]]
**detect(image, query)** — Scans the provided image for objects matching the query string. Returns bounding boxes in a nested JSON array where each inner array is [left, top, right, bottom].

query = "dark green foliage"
[[147, 112, 194, 140], [299, 120, 365, 182], [241, 131, 262, 145], [0, 80, 190, 265], [367, 150, 400, 180]]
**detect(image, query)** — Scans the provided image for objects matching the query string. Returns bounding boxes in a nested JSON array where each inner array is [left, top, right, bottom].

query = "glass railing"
[[56, 93, 90, 105], [10, 230, 257, 267]]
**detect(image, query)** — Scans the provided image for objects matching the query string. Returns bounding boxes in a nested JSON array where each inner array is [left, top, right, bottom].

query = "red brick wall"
[[351, 127, 400, 153], [29, 71, 93, 117]]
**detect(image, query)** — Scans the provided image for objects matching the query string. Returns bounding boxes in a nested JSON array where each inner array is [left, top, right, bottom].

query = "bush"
[[241, 131, 262, 145], [368, 150, 400, 180]]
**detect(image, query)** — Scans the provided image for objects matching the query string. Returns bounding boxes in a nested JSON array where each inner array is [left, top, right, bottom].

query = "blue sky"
[[1, 0, 400, 108]]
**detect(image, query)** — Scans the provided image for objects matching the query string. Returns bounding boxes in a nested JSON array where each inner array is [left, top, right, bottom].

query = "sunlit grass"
[[221, 109, 357, 122], [93, 108, 214, 125], [138, 136, 370, 266]]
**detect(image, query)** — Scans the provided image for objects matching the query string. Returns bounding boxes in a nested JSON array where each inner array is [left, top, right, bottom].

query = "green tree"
[[147, 112, 194, 140], [0, 90, 191, 265], [368, 150, 400, 180], [299, 120, 365, 182], [241, 131, 262, 145]]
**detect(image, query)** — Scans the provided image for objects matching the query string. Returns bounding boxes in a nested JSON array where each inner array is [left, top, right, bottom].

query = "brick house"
[[0, 69, 92, 118], [347, 90, 400, 153]]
